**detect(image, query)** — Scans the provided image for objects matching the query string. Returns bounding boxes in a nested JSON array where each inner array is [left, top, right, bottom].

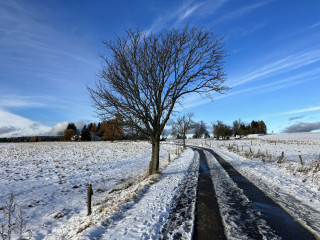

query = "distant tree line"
[[170, 114, 267, 141], [213, 119, 267, 139], [171, 114, 211, 142], [0, 114, 150, 143], [63, 115, 149, 141], [0, 136, 62, 143], [0, 117, 267, 143]]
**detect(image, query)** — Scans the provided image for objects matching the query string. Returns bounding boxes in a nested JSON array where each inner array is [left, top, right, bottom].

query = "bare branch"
[[89, 24, 228, 174]]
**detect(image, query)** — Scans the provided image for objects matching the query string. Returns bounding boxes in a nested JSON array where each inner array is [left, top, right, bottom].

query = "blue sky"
[[0, 0, 320, 137]]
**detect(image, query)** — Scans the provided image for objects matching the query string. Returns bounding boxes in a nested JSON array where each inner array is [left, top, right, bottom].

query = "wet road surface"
[[192, 147, 317, 240]]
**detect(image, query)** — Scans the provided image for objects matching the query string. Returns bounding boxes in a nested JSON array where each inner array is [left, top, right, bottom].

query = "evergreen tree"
[[66, 123, 77, 133], [193, 123, 201, 138], [258, 120, 267, 134], [81, 125, 91, 141], [250, 120, 259, 134], [199, 121, 207, 138]]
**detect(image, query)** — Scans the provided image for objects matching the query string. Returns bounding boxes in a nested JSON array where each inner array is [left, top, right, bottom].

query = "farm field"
[[1, 133, 320, 239], [0, 141, 182, 239]]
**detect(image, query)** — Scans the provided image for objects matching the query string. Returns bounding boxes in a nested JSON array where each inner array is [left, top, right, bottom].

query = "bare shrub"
[[0, 193, 29, 240], [243, 151, 253, 159], [296, 165, 313, 174], [276, 152, 287, 164], [226, 144, 234, 152], [313, 155, 320, 173]]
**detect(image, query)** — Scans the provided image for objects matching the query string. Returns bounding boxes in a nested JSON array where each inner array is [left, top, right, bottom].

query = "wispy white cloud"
[[310, 21, 320, 29], [0, 95, 46, 108], [283, 106, 320, 115], [0, 95, 69, 110], [145, 0, 230, 34], [230, 48, 320, 87], [179, 68, 319, 110], [211, 0, 274, 25], [0, 0, 97, 86], [145, 1, 196, 33], [179, 4, 202, 21], [230, 21, 268, 38]]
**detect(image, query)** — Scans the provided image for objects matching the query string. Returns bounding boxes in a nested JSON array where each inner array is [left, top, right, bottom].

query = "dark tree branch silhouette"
[[88, 24, 228, 175]]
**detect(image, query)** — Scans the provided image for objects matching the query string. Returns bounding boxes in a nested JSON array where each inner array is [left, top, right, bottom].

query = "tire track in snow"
[[192, 148, 226, 240], [214, 147, 320, 238], [205, 147, 316, 240], [200, 147, 277, 239]]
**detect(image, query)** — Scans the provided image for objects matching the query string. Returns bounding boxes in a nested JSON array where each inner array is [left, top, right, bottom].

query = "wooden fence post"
[[87, 184, 93, 216], [299, 155, 304, 165]]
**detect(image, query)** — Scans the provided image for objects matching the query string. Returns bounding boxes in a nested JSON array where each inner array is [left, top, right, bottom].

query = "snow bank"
[[78, 148, 196, 239]]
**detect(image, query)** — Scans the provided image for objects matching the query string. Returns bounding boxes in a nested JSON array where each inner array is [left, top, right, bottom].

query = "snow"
[[254, 132, 320, 142], [187, 132, 320, 238], [2, 132, 320, 239], [0, 141, 192, 239], [204, 150, 279, 239], [97, 148, 196, 239]]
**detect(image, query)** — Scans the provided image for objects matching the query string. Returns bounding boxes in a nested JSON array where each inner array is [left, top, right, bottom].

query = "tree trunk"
[[148, 137, 160, 175], [183, 137, 186, 149]]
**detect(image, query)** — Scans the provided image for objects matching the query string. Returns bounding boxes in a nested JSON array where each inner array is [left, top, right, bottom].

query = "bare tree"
[[172, 113, 195, 148], [232, 119, 242, 137], [213, 120, 232, 140], [88, 25, 228, 175], [199, 121, 207, 138]]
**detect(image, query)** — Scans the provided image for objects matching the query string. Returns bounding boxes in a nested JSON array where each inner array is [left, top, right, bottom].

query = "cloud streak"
[[179, 73, 317, 111], [0, 95, 46, 108], [146, 0, 230, 34], [283, 106, 320, 115], [145, 1, 199, 34], [211, 0, 274, 25], [0, 95, 71, 110], [0, 0, 97, 89], [230, 48, 320, 87], [289, 116, 304, 121]]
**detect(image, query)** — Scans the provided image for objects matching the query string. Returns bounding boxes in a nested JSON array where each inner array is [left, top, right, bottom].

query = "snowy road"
[[192, 147, 225, 240], [194, 146, 318, 240]]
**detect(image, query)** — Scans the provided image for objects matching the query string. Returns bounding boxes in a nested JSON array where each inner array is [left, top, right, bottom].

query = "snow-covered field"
[[188, 132, 320, 238], [2, 132, 320, 239], [0, 141, 191, 239]]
